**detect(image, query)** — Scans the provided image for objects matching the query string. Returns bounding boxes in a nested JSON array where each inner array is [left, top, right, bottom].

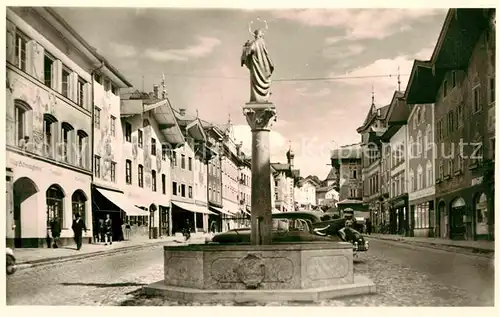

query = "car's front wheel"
[[6, 254, 16, 275]]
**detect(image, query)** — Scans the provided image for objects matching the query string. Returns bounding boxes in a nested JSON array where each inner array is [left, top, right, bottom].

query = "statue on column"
[[241, 19, 275, 103]]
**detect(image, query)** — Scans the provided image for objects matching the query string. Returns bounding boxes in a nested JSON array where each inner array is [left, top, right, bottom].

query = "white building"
[[294, 179, 317, 210], [6, 7, 99, 247]]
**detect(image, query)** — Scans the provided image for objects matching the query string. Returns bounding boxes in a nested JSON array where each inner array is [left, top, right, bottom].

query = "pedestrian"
[[366, 218, 372, 235], [183, 219, 191, 241], [124, 221, 131, 240], [71, 213, 87, 250], [50, 216, 61, 248], [104, 214, 113, 245], [99, 218, 105, 243]]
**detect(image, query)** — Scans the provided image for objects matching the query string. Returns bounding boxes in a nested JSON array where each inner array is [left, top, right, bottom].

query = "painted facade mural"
[[96, 99, 114, 181], [143, 123, 152, 189]]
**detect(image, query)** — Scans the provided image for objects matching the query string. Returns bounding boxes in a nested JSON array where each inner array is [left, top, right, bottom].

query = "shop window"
[[72, 190, 87, 226], [46, 185, 64, 228], [475, 193, 488, 235]]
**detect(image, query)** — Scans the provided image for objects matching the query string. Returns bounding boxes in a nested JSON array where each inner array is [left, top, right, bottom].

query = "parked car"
[[6, 247, 16, 276], [210, 211, 369, 255]]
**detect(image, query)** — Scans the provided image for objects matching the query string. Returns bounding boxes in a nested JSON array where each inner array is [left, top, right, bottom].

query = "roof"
[[325, 167, 336, 180], [43, 8, 133, 87], [331, 143, 362, 160], [337, 199, 364, 205], [405, 9, 494, 104], [271, 163, 291, 171], [357, 104, 391, 133], [316, 185, 336, 193]]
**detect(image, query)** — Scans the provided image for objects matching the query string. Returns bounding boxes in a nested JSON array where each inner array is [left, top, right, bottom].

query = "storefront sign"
[[9, 159, 42, 172]]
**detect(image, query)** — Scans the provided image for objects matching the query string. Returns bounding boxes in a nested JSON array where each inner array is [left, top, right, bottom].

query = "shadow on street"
[[60, 282, 146, 288]]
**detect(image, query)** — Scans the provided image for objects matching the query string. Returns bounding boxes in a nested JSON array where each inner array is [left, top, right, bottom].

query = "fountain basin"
[[143, 242, 376, 303]]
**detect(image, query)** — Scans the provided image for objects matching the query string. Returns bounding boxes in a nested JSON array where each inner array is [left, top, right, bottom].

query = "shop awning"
[[96, 188, 149, 216], [172, 201, 216, 215], [209, 205, 234, 216]]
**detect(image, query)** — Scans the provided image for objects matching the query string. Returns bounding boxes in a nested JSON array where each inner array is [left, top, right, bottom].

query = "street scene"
[[4, 6, 496, 307]]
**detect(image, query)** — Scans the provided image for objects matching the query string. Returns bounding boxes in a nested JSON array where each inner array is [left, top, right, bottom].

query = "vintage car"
[[6, 247, 16, 276], [210, 211, 369, 255]]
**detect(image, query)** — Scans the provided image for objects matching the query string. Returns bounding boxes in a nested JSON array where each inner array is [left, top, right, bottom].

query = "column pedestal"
[[243, 102, 277, 245]]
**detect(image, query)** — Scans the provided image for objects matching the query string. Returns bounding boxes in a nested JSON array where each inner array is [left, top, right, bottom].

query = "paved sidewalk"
[[14, 232, 214, 267], [365, 233, 494, 253]]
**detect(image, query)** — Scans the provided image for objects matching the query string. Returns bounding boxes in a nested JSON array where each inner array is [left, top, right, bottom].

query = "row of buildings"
[[4, 7, 300, 248], [331, 8, 495, 241]]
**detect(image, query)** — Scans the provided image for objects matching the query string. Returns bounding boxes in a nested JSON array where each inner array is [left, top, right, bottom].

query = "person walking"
[[50, 217, 61, 248], [366, 218, 372, 235], [71, 213, 87, 250], [124, 221, 131, 240], [104, 214, 113, 245]]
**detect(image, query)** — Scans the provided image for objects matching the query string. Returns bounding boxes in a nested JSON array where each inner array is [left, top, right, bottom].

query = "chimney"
[[179, 108, 186, 116], [153, 85, 159, 98]]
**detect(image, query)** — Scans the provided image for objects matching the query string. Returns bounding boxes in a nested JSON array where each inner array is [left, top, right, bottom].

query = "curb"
[[15, 237, 211, 270], [16, 240, 170, 269], [365, 235, 494, 255]]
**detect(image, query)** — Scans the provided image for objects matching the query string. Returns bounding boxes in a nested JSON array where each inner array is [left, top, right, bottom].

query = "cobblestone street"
[[7, 239, 494, 306]]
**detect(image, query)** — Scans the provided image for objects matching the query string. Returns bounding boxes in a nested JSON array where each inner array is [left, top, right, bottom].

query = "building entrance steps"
[[365, 233, 494, 253]]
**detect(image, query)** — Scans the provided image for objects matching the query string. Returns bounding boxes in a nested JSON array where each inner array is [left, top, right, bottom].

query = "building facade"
[[6, 7, 96, 247], [119, 92, 179, 238], [330, 143, 364, 213], [294, 179, 317, 210], [357, 100, 390, 225], [407, 104, 436, 237], [405, 9, 495, 241], [91, 47, 134, 242], [380, 92, 410, 235]]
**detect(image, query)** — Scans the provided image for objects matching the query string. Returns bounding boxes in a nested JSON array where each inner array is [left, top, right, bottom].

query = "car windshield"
[[272, 218, 310, 232]]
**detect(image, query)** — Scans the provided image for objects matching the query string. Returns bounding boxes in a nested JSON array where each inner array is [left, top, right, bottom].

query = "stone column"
[[243, 102, 276, 245]]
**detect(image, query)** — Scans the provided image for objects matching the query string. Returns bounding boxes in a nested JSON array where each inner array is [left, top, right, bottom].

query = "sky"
[[55, 6, 448, 179]]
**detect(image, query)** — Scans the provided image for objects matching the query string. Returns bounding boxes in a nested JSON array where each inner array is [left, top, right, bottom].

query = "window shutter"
[[52, 60, 62, 93], [70, 72, 79, 102], [6, 20, 16, 64], [83, 83, 91, 110]]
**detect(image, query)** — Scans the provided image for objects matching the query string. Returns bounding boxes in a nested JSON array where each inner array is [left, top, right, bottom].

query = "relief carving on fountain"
[[233, 253, 266, 289]]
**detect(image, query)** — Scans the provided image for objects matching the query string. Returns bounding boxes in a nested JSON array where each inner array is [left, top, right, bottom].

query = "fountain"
[[143, 20, 376, 303]]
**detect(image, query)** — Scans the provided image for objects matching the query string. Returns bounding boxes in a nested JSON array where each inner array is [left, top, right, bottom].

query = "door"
[[450, 206, 466, 240], [14, 197, 21, 247]]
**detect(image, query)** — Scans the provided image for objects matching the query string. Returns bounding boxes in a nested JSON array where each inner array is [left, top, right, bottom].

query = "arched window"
[[426, 160, 433, 187], [43, 113, 58, 158], [77, 130, 88, 168], [61, 122, 74, 163], [46, 185, 65, 227], [417, 165, 423, 190], [14, 100, 32, 147], [475, 193, 488, 235], [72, 190, 87, 226], [409, 136, 414, 158], [417, 130, 423, 156]]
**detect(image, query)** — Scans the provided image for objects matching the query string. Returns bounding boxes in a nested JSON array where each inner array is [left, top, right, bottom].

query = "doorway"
[[450, 197, 467, 240], [13, 177, 39, 248]]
